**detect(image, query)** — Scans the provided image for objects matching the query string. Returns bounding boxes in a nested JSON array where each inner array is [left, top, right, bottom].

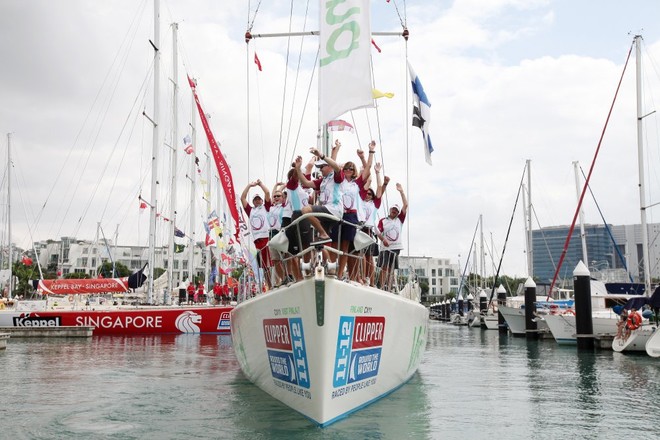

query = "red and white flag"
[[254, 53, 262, 71], [205, 233, 215, 247], [183, 134, 194, 154], [327, 119, 355, 133]]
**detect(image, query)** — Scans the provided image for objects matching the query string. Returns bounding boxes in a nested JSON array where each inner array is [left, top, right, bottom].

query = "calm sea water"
[[3, 322, 659, 439]]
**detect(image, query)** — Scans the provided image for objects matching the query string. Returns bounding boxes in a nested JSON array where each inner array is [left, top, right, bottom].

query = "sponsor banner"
[[348, 346, 381, 383], [263, 318, 293, 350], [333, 315, 385, 388], [37, 278, 130, 295], [263, 317, 310, 389], [267, 350, 297, 384], [352, 316, 385, 349], [12, 314, 61, 327], [289, 317, 310, 389], [218, 311, 231, 331], [5, 308, 232, 335]]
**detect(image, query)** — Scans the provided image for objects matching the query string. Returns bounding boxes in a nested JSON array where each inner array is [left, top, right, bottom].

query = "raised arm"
[[295, 156, 316, 189], [378, 171, 390, 199], [374, 163, 385, 198], [330, 139, 341, 161], [359, 140, 376, 181], [255, 179, 270, 204], [240, 181, 255, 208], [396, 183, 408, 215], [310, 147, 341, 173]]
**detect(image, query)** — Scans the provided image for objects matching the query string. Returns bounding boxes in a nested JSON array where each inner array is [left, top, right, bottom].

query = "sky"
[[2, 0, 660, 279]]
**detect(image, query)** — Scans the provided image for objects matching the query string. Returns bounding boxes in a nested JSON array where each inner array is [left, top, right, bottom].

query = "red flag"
[[139, 201, 147, 210], [205, 233, 215, 246], [254, 53, 262, 71], [188, 75, 242, 243], [371, 39, 382, 53]]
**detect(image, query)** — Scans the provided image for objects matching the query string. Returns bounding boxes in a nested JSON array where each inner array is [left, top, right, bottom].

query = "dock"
[[0, 326, 94, 338]]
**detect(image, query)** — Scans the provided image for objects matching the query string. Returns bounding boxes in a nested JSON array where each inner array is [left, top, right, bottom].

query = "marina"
[[2, 322, 659, 439]]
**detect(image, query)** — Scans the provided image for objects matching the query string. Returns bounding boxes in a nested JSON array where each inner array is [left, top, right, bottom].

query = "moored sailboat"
[[230, 0, 429, 426]]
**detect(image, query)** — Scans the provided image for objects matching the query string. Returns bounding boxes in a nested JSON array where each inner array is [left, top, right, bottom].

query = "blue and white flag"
[[408, 62, 433, 165]]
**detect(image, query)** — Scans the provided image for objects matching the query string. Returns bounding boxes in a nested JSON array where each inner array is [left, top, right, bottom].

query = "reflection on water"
[[2, 324, 659, 439]]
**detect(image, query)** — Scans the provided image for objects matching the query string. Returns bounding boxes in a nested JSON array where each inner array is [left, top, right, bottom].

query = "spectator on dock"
[[187, 281, 195, 305]]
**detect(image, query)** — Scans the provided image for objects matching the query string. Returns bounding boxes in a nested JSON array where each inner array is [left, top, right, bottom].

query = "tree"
[[97, 261, 132, 278], [11, 261, 41, 299]]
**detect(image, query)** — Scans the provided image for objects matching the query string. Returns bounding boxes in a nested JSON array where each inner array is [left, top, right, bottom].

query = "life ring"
[[626, 312, 642, 330], [67, 295, 74, 302], [563, 309, 575, 316]]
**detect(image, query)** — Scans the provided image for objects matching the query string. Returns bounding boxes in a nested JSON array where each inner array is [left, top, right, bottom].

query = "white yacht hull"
[[498, 305, 549, 335], [646, 328, 660, 357], [230, 277, 428, 426], [612, 323, 657, 352]]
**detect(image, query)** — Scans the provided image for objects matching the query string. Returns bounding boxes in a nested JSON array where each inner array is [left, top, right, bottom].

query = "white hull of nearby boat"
[[482, 314, 499, 330], [543, 314, 623, 344], [612, 324, 657, 352], [497, 305, 550, 336], [646, 328, 660, 357], [230, 276, 428, 427]]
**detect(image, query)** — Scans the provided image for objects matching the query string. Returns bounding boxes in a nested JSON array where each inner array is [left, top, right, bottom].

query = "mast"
[[205, 150, 211, 292], [6, 133, 12, 299], [188, 79, 197, 285], [479, 214, 484, 288], [526, 159, 533, 277], [573, 161, 589, 266], [634, 35, 651, 293], [167, 21, 179, 304], [147, 0, 161, 304]]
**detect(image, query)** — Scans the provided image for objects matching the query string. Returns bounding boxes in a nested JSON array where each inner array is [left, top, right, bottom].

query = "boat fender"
[[626, 312, 642, 330], [563, 309, 575, 316], [68, 295, 74, 302]]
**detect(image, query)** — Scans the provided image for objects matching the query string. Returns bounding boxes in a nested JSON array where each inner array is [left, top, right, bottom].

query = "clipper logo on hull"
[[263, 317, 310, 388], [333, 316, 385, 388], [218, 311, 231, 331]]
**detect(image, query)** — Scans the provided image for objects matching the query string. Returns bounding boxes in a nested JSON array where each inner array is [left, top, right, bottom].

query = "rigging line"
[[547, 39, 634, 300], [246, 37, 251, 180], [276, 0, 296, 182], [101, 93, 150, 225], [289, 47, 320, 170], [247, 0, 263, 33], [390, 0, 407, 29], [59, 13, 150, 240], [33, 0, 148, 239], [456, 217, 481, 298], [577, 166, 634, 282], [281, 0, 312, 180], [486, 163, 527, 309], [253, 47, 267, 181], [71, 59, 154, 239], [530, 203, 558, 276]]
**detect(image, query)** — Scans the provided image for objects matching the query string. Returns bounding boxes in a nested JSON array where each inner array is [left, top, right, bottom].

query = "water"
[[2, 322, 659, 439]]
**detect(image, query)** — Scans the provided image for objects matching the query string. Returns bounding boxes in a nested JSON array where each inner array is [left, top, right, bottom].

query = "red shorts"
[[254, 237, 272, 268]]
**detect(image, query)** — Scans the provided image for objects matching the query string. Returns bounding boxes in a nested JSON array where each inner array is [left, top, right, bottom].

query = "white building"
[[31, 237, 208, 286], [398, 256, 460, 304]]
